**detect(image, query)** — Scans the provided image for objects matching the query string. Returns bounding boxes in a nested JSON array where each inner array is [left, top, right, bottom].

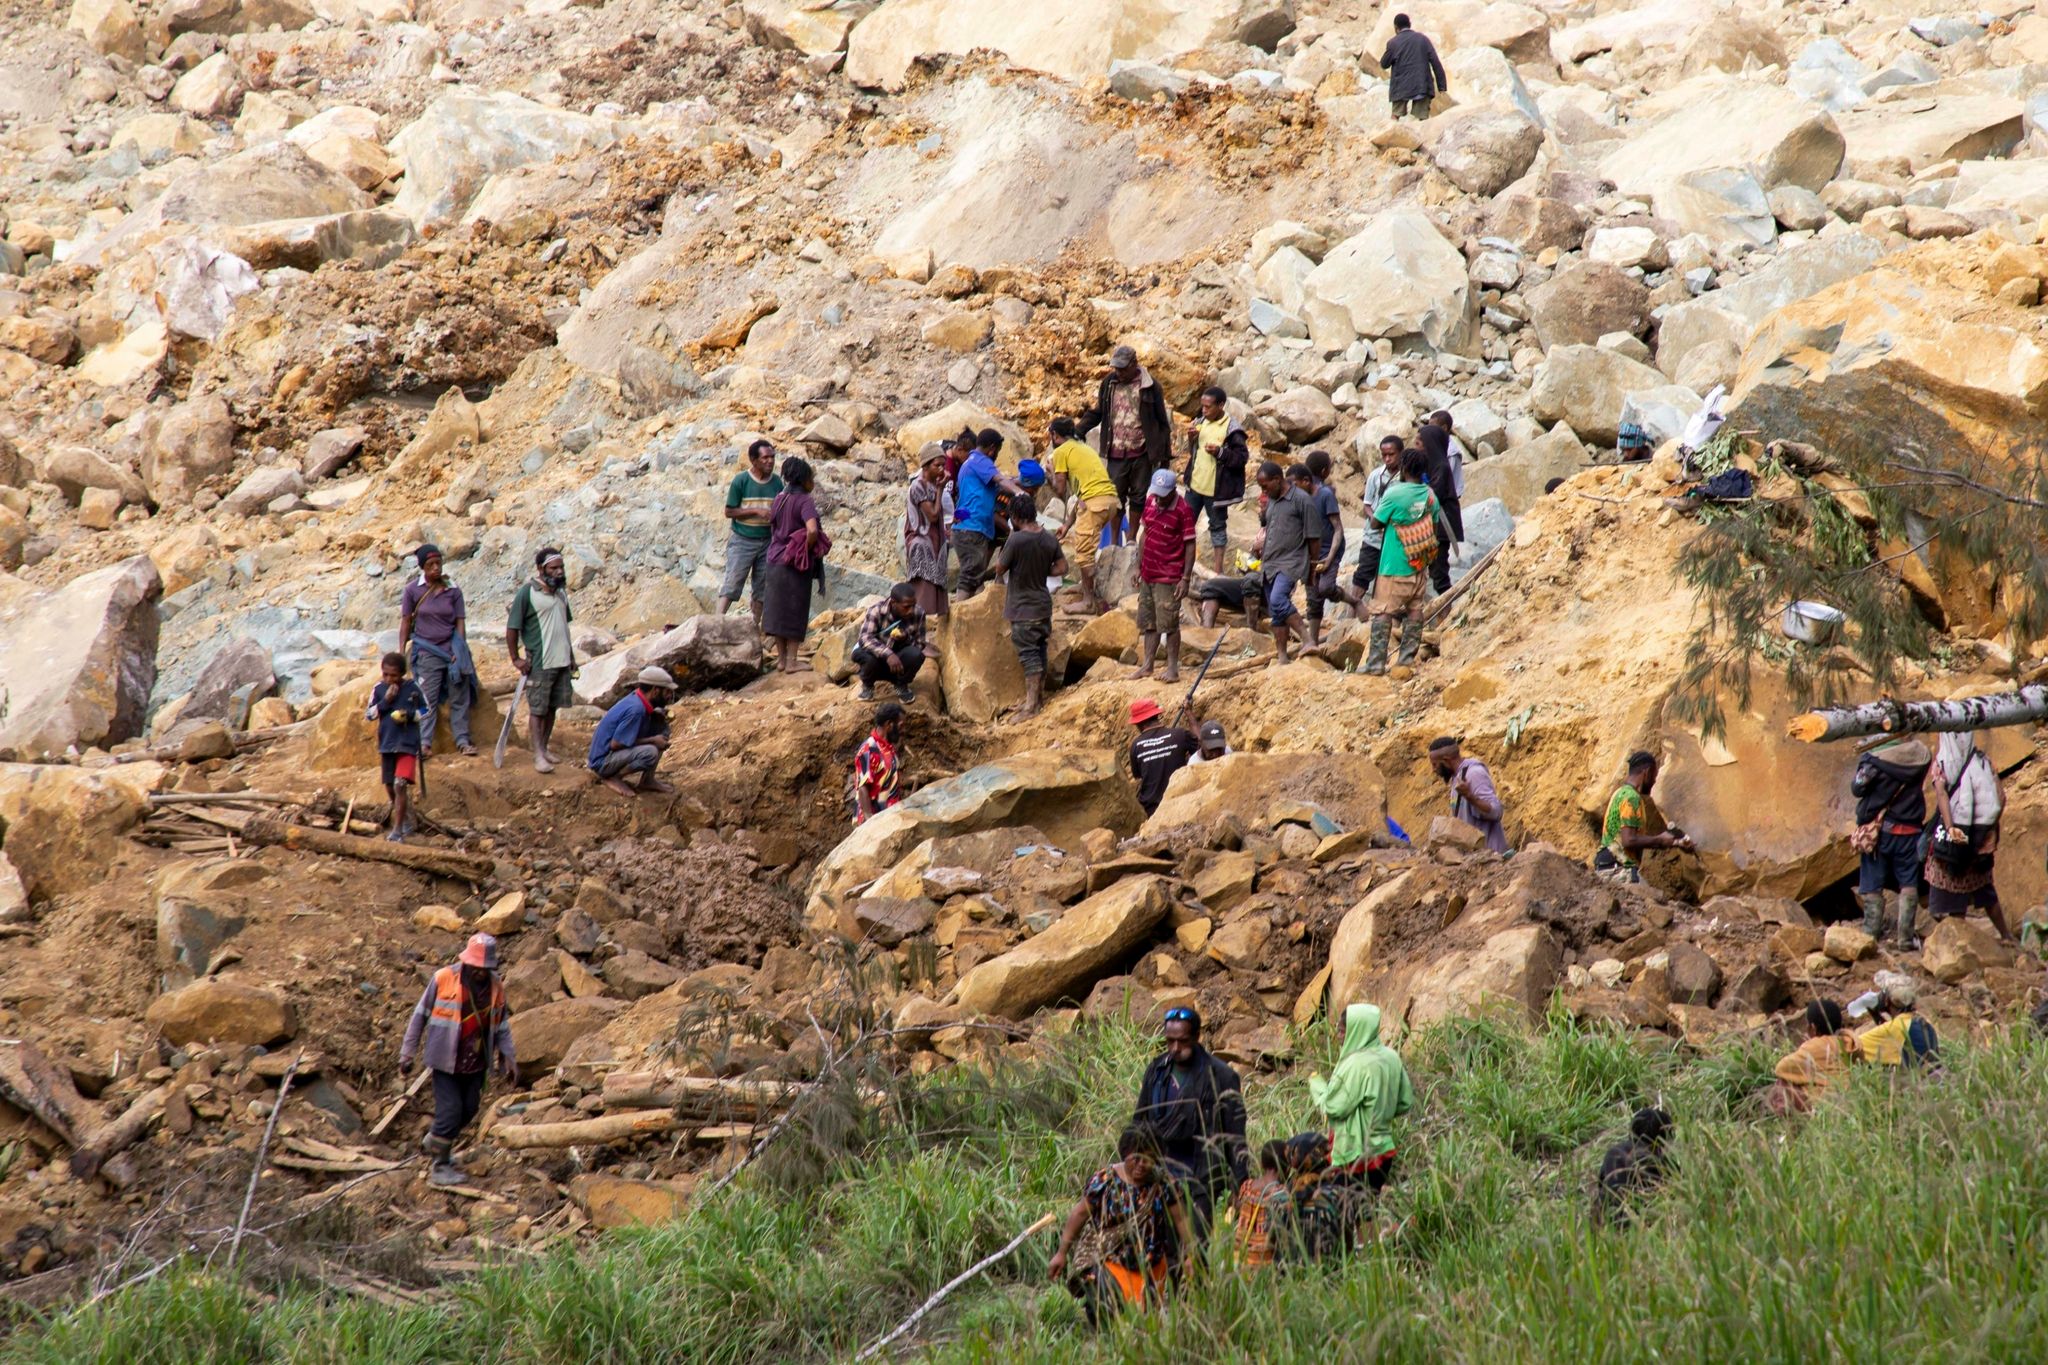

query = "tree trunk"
[[239, 813, 496, 881], [492, 1110, 680, 1149], [70, 1084, 172, 1181], [598, 1071, 811, 1114], [1786, 687, 2048, 743]]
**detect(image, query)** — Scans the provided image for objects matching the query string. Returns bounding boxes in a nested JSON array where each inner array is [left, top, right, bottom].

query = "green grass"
[[9, 1010, 2048, 1363]]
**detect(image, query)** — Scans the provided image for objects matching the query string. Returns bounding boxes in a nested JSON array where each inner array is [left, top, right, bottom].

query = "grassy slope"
[[10, 1010, 2048, 1364]]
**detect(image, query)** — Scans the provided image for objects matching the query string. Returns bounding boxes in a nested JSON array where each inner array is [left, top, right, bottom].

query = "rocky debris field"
[[6, 0, 2048, 1307]]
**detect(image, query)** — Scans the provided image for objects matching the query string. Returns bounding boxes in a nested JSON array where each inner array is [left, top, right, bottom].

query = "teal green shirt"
[[726, 470, 783, 541]]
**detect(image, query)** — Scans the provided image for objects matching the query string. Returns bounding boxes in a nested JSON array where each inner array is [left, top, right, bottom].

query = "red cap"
[[1129, 698, 1162, 725]]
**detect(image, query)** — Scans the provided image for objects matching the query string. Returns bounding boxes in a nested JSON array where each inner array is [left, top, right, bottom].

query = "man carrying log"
[[399, 933, 516, 1187]]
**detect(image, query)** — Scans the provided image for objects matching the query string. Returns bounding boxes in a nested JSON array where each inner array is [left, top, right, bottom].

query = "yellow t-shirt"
[[1051, 439, 1117, 504], [1191, 417, 1228, 498], [1857, 1014, 1917, 1066]]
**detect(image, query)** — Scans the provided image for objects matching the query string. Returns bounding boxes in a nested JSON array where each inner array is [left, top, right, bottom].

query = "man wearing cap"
[[1079, 344, 1172, 548], [400, 544, 478, 758], [399, 932, 516, 1187], [992, 494, 1067, 719], [1132, 468, 1197, 682], [587, 667, 676, 796], [1133, 1006, 1247, 1240], [1188, 719, 1232, 765], [1048, 415, 1124, 612], [505, 547, 576, 773], [1129, 698, 1198, 818], [718, 439, 784, 624]]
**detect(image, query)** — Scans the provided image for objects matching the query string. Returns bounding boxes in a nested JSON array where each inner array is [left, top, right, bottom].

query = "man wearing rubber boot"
[[399, 933, 516, 1186], [1850, 738, 1932, 948], [1363, 450, 1439, 674]]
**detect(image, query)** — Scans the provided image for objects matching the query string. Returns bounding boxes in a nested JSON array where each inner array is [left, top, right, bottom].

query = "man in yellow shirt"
[[1181, 386, 1247, 574], [1049, 416, 1123, 614], [1849, 972, 1939, 1067]]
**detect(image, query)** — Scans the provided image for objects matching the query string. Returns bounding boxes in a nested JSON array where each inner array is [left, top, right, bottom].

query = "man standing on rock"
[[1133, 1006, 1247, 1241], [852, 583, 933, 703], [398, 932, 515, 1187], [1429, 736, 1508, 853], [1183, 385, 1247, 574], [992, 495, 1067, 720], [1049, 415, 1123, 611], [505, 547, 575, 773], [1129, 698, 1199, 818], [1850, 738, 1932, 948], [1381, 12, 1447, 119], [400, 544, 478, 758], [1342, 436, 1403, 618], [852, 701, 907, 826], [586, 666, 677, 797], [953, 430, 1023, 600], [1132, 469, 1197, 683], [1595, 750, 1692, 882], [1080, 344, 1172, 544], [1297, 452, 1345, 649], [717, 439, 783, 625], [1364, 450, 1439, 675], [1254, 461, 1319, 666]]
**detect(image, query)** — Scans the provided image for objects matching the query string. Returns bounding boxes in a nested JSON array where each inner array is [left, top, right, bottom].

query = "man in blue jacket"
[[1382, 13, 1447, 119], [587, 666, 676, 796]]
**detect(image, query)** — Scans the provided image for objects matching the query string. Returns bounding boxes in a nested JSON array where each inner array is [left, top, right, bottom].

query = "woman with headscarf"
[[1308, 1003, 1413, 1244], [1415, 422, 1463, 594], [902, 450, 952, 618], [762, 456, 826, 674], [1926, 730, 2013, 941]]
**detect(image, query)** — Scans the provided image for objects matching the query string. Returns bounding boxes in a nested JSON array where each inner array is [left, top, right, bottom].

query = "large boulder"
[[66, 0, 145, 60], [39, 446, 146, 507], [845, 0, 1245, 90], [1835, 95, 2023, 174], [1142, 751, 1387, 837], [145, 979, 295, 1046], [1654, 234, 1891, 375], [1462, 426, 1587, 514], [1363, 1, 1550, 65], [1529, 346, 1669, 446], [1487, 195, 1586, 254], [893, 400, 1032, 471], [1922, 917, 2013, 985], [155, 858, 269, 987], [1303, 210, 1471, 354], [508, 997, 628, 1080], [143, 394, 238, 507], [1259, 386, 1341, 445], [389, 91, 622, 228], [181, 638, 276, 723], [0, 557, 161, 759], [1428, 109, 1543, 197], [935, 585, 1068, 725], [573, 616, 764, 708], [1405, 924, 1563, 1027], [956, 875, 1175, 1018], [1600, 77, 1844, 234], [151, 141, 371, 232], [807, 748, 1143, 932], [305, 674, 502, 771], [1526, 262, 1651, 352], [0, 762, 162, 900], [1327, 869, 1413, 1019]]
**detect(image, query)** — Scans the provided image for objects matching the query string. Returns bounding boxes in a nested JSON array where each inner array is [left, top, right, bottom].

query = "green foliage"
[[12, 1019, 2048, 1364]]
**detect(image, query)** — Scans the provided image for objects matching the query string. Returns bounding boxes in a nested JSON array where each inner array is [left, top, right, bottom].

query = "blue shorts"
[[1857, 829, 1924, 894], [1265, 570, 1298, 623]]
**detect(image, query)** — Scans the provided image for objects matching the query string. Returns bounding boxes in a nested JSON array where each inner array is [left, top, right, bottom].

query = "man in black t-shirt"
[[1128, 696, 1198, 817], [992, 494, 1067, 720]]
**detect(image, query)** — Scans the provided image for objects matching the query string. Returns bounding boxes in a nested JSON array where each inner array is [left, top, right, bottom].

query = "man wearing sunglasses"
[[1132, 1006, 1247, 1242]]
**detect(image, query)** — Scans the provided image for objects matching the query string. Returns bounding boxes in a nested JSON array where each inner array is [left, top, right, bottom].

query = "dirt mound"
[[583, 834, 800, 972]]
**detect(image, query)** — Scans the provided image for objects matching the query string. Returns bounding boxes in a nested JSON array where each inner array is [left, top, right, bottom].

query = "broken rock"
[[956, 875, 1175, 1018], [145, 979, 295, 1046]]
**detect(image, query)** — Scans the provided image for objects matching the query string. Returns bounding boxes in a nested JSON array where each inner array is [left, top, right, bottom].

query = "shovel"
[[494, 673, 528, 769]]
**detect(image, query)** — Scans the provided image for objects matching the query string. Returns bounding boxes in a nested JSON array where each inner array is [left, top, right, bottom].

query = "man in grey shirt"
[[1345, 435, 1403, 613], [1253, 460, 1319, 664]]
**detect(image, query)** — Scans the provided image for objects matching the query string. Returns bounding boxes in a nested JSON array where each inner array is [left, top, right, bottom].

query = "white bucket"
[[1781, 600, 1845, 644]]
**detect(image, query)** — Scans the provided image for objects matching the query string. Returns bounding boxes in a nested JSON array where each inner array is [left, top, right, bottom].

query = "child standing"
[[365, 651, 426, 843]]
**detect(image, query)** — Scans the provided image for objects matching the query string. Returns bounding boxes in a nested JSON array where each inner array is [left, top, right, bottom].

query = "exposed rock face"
[[574, 617, 765, 708], [936, 585, 1029, 725], [0, 557, 161, 759], [390, 92, 621, 227], [845, 0, 1246, 90], [1599, 76, 1846, 220], [1654, 234, 1889, 374], [956, 875, 1175, 1017], [181, 638, 276, 722]]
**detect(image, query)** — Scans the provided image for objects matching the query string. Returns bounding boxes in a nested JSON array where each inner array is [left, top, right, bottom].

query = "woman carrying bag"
[[1926, 731, 2014, 943], [762, 457, 829, 674]]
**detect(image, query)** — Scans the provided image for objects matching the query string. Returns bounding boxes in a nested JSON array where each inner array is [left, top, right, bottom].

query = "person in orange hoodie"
[[1764, 999, 1859, 1115]]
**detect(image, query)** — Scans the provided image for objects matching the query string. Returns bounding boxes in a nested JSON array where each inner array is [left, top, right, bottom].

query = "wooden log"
[[1423, 539, 1508, 626], [598, 1072, 813, 1114], [493, 1110, 680, 1150], [238, 814, 495, 882], [69, 1084, 172, 1181], [1787, 687, 2048, 743], [368, 1070, 430, 1138], [0, 1042, 102, 1146]]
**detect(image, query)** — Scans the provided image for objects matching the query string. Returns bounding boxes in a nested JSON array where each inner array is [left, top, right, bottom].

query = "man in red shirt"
[[852, 702, 907, 825], [1133, 469, 1198, 683]]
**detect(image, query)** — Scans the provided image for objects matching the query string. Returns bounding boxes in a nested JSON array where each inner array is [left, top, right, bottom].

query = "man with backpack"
[[1849, 738, 1931, 949]]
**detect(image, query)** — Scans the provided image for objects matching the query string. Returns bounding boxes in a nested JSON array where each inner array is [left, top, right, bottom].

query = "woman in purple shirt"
[[761, 457, 825, 674]]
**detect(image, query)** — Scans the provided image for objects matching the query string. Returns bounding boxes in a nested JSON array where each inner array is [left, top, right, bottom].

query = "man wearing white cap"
[[399, 932, 516, 1187], [586, 666, 677, 796], [1133, 467, 1197, 683]]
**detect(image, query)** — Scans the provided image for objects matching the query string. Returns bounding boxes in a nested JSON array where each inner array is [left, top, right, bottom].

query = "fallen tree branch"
[[599, 1071, 822, 1114], [854, 1213, 1057, 1361], [1787, 686, 2048, 743], [368, 1070, 431, 1138], [230, 1056, 300, 1269], [1424, 539, 1509, 626], [70, 1084, 172, 1182], [239, 814, 495, 881], [492, 1110, 681, 1149], [0, 1041, 100, 1146]]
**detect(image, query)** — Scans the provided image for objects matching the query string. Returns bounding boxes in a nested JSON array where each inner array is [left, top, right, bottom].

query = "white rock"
[[1304, 210, 1471, 353], [1587, 225, 1663, 269], [169, 52, 245, 119], [390, 91, 621, 227]]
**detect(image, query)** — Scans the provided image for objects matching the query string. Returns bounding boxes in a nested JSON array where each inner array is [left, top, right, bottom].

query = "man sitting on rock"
[[586, 667, 676, 797], [1128, 697, 1197, 818], [399, 932, 516, 1187], [1133, 1006, 1248, 1242], [851, 583, 932, 703]]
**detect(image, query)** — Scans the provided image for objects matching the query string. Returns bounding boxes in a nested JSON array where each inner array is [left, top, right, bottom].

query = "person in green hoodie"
[[1308, 1003, 1414, 1242]]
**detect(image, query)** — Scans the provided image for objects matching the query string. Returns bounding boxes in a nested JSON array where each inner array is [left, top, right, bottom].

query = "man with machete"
[[505, 547, 576, 773]]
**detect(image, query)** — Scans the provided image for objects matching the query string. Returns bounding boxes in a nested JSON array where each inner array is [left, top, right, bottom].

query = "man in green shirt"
[[1595, 750, 1693, 882], [716, 440, 783, 624], [505, 548, 575, 772]]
